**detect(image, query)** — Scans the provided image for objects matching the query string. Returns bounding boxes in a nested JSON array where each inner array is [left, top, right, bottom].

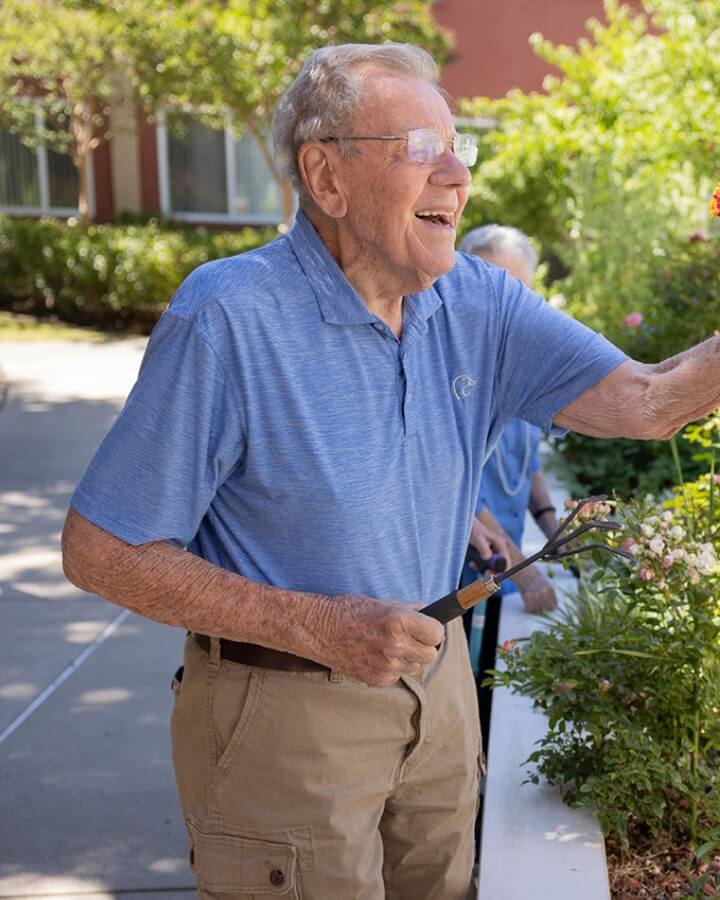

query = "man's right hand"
[[315, 595, 445, 688]]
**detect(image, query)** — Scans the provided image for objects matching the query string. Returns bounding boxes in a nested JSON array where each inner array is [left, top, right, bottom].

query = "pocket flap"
[[191, 827, 298, 895]]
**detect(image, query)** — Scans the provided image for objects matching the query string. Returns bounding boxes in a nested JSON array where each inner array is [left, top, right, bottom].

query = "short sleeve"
[[71, 312, 246, 546], [492, 271, 627, 434]]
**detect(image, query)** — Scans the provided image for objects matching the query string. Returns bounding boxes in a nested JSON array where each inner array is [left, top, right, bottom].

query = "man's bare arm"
[[554, 337, 720, 439], [61, 508, 443, 687]]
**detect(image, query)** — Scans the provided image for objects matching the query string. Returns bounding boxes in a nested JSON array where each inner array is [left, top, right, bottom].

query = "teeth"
[[416, 211, 453, 218]]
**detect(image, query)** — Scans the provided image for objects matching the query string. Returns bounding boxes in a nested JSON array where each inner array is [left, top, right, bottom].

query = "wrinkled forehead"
[[351, 69, 454, 135]]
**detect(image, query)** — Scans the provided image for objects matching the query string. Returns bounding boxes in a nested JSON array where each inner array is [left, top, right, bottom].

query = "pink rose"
[[639, 567, 653, 581], [623, 312, 643, 328]]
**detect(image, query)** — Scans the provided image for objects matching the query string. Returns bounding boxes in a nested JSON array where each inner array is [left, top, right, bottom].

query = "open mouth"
[[415, 210, 454, 228]]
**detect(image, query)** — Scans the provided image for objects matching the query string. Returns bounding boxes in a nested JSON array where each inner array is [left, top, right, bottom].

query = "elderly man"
[[62, 43, 720, 900]]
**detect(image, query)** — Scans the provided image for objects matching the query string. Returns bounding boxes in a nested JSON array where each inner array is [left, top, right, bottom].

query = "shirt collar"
[[287, 209, 443, 327]]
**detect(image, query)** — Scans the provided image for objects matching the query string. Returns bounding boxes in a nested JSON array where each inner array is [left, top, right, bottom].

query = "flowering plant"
[[489, 468, 720, 849], [710, 184, 720, 218]]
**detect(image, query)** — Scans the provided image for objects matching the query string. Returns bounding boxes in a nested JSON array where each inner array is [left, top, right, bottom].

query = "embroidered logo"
[[452, 374, 477, 400]]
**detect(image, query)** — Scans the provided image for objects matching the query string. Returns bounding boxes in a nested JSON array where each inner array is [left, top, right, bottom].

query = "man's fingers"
[[404, 610, 444, 647]]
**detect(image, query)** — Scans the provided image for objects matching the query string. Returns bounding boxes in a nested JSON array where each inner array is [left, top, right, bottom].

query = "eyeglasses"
[[319, 128, 479, 167]]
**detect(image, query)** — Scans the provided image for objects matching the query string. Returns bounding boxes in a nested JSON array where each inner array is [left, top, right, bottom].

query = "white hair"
[[272, 43, 440, 198], [459, 224, 538, 274]]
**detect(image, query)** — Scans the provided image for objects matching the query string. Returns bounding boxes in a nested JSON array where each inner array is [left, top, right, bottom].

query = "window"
[[0, 108, 91, 216], [157, 111, 285, 224]]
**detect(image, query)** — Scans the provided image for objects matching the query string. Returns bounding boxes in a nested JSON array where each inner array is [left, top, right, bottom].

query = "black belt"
[[193, 633, 328, 673]]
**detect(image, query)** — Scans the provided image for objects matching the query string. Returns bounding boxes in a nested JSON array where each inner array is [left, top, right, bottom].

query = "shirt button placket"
[[401, 354, 415, 437]]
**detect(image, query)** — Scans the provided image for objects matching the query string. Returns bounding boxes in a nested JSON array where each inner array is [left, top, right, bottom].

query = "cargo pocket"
[[189, 824, 301, 898]]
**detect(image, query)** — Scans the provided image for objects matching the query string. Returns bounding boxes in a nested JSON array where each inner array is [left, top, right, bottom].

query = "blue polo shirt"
[[71, 211, 626, 605]]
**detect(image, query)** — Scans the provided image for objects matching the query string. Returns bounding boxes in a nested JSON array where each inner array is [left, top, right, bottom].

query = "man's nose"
[[429, 149, 472, 188]]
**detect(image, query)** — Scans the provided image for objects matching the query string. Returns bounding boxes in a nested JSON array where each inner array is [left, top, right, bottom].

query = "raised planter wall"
[[478, 466, 611, 899]]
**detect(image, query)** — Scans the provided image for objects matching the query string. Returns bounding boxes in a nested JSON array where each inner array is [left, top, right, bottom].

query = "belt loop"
[[328, 670, 343, 684], [208, 637, 221, 669]]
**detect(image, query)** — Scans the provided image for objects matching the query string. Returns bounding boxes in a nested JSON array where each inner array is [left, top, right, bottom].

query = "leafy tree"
[[0, 0, 132, 224]]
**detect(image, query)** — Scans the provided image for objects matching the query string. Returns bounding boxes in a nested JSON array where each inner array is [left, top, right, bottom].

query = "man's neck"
[[305, 208, 407, 337]]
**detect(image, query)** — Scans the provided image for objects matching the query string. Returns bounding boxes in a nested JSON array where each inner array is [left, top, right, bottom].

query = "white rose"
[[697, 552, 717, 575], [649, 536, 665, 556]]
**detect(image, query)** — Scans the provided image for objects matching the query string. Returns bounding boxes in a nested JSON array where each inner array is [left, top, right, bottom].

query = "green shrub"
[[0, 216, 276, 332], [618, 235, 720, 364], [549, 431, 706, 500]]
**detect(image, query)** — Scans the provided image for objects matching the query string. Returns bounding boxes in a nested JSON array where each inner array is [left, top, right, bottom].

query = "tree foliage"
[[0, 0, 131, 223]]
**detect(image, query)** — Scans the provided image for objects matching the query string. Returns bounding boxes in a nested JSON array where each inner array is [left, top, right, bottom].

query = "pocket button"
[[269, 868, 285, 887]]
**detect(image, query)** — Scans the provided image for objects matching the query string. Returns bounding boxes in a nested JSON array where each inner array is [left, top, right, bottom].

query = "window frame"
[[156, 109, 284, 226], [0, 104, 95, 219]]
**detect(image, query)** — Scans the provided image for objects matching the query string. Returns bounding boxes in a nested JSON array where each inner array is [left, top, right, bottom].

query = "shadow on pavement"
[[0, 350, 194, 897]]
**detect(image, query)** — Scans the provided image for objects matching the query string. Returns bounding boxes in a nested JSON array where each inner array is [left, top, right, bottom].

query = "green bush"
[[550, 431, 707, 500], [0, 216, 276, 332], [618, 235, 720, 364], [553, 232, 720, 499]]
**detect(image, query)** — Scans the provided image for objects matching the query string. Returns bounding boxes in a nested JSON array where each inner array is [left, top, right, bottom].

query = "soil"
[[607, 835, 720, 899]]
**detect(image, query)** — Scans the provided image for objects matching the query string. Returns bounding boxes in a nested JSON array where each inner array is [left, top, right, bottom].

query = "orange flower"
[[710, 184, 720, 218]]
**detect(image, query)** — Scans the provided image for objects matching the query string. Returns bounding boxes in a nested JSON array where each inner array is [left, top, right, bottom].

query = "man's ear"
[[298, 143, 348, 219]]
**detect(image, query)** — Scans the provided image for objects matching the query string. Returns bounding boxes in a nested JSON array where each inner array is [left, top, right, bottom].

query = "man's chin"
[[417, 251, 457, 286]]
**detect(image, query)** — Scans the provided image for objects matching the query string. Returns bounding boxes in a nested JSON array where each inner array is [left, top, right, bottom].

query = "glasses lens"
[[453, 133, 479, 167], [407, 128, 444, 164]]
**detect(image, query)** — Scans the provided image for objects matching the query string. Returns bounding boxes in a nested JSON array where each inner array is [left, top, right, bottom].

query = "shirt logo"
[[452, 374, 477, 400]]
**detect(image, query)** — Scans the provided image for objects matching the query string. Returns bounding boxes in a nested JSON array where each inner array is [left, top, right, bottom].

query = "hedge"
[[0, 216, 277, 333]]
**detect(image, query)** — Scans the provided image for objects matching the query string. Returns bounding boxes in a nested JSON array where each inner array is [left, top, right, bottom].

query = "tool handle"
[[421, 590, 465, 625], [467, 546, 507, 574]]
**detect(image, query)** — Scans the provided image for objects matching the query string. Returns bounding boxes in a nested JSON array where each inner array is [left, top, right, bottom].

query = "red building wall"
[[433, 0, 643, 100]]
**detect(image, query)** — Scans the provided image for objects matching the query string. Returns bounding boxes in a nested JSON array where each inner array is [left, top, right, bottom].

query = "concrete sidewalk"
[[0, 339, 193, 899]]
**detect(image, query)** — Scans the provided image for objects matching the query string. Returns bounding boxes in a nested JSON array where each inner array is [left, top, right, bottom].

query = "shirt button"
[[372, 323, 383, 332], [270, 869, 285, 886]]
